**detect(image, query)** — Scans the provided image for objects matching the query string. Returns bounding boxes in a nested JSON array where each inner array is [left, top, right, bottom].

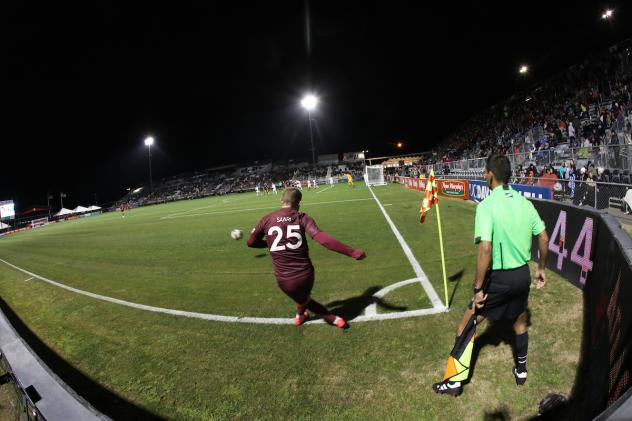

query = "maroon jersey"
[[249, 207, 321, 283]]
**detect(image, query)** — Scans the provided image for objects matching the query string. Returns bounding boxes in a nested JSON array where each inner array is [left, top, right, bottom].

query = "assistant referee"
[[433, 154, 549, 396]]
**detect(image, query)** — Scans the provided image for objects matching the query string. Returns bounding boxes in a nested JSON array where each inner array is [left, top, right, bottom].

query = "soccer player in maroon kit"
[[247, 187, 366, 328]]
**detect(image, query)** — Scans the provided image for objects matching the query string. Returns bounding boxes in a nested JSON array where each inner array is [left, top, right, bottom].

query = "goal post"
[[365, 165, 387, 186], [30, 217, 49, 228]]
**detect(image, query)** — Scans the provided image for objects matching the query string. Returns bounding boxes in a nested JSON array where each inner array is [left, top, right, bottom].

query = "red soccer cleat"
[[294, 311, 309, 326], [333, 316, 349, 329]]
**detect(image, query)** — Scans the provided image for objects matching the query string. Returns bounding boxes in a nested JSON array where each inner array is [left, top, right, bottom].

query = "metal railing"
[[434, 173, 632, 213], [0, 356, 44, 420], [440, 143, 632, 172]]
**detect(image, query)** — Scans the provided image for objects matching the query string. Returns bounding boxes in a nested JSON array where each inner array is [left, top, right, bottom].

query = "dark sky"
[[6, 1, 631, 210]]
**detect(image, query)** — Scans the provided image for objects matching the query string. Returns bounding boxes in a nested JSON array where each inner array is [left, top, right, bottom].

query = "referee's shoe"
[[432, 380, 463, 397], [512, 367, 527, 385]]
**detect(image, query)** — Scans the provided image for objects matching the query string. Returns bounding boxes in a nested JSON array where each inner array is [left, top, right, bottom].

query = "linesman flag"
[[419, 169, 438, 223], [442, 313, 476, 383]]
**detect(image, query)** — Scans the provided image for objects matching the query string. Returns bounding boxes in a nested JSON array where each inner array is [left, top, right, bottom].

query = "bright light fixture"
[[300, 95, 318, 111], [519, 65, 529, 74], [144, 136, 154, 146]]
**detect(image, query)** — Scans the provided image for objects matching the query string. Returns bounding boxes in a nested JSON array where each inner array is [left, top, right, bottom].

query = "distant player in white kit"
[[255, 185, 260, 196], [329, 176, 334, 186], [312, 179, 317, 188], [307, 180, 312, 189], [295, 180, 302, 190], [272, 183, 278, 194]]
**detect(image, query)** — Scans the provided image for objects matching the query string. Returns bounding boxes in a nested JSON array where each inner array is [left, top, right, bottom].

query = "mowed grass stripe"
[[0, 184, 583, 420], [160, 198, 375, 220], [0, 184, 429, 317], [0, 253, 582, 420]]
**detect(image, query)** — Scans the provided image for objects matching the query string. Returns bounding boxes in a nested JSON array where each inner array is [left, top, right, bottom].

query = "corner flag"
[[419, 169, 438, 223], [419, 168, 450, 308]]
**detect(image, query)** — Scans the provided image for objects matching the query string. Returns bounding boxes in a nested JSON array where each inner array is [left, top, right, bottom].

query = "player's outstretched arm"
[[313, 231, 366, 260], [246, 227, 268, 249], [246, 236, 267, 248]]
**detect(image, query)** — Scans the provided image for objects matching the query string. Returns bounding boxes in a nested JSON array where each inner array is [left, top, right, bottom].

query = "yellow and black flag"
[[441, 313, 476, 383], [419, 169, 438, 223]]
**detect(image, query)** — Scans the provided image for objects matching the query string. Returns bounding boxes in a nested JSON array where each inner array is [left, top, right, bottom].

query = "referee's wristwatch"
[[473, 285, 484, 294]]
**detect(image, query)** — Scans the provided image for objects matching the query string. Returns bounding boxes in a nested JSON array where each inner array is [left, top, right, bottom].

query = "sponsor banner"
[[529, 199, 632, 419], [468, 179, 552, 202], [530, 199, 600, 290], [437, 180, 468, 199], [398, 177, 467, 199]]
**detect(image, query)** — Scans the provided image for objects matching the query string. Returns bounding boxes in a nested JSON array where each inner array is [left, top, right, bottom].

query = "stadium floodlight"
[[519, 65, 529, 74], [602, 9, 613, 19], [300, 94, 318, 165], [300, 94, 318, 111], [397, 141, 404, 148], [144, 136, 154, 192]]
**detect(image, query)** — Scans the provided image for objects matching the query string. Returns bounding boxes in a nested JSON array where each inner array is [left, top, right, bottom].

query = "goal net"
[[365, 165, 387, 186], [30, 217, 49, 228]]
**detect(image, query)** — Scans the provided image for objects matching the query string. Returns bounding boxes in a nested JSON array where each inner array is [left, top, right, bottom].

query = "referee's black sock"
[[515, 332, 528, 372]]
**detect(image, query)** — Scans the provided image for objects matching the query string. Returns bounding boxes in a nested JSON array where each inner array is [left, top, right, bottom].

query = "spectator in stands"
[[568, 163, 577, 199], [538, 167, 558, 189], [568, 122, 576, 146]]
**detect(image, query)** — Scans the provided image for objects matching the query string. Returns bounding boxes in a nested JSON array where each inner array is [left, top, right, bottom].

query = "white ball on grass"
[[230, 229, 243, 240]]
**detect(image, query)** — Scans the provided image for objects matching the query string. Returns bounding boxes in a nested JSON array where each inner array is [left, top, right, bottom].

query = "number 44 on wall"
[[547, 211, 594, 285]]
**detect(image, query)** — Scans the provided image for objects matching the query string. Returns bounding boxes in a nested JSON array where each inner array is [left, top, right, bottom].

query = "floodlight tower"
[[301, 94, 318, 165], [144, 136, 154, 192]]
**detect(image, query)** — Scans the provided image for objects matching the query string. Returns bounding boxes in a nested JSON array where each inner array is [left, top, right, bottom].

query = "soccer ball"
[[230, 229, 243, 240]]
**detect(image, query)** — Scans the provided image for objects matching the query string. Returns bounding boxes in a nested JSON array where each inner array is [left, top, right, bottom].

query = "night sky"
[[6, 1, 631, 210]]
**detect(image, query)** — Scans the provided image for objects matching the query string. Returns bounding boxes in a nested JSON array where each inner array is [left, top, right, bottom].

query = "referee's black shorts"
[[468, 264, 531, 321]]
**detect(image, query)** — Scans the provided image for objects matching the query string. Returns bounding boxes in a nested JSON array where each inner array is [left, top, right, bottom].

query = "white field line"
[[366, 185, 445, 310], [160, 198, 374, 220], [164, 194, 252, 219], [364, 278, 420, 316], [24, 277, 33, 282], [315, 185, 334, 194], [0, 259, 445, 324]]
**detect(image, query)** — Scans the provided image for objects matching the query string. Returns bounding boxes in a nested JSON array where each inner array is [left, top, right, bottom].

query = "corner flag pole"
[[435, 201, 449, 308]]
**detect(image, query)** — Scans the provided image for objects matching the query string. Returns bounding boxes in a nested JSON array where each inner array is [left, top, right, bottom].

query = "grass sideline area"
[[0, 182, 582, 420]]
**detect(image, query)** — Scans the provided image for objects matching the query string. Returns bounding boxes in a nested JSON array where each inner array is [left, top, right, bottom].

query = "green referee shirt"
[[474, 185, 546, 270]]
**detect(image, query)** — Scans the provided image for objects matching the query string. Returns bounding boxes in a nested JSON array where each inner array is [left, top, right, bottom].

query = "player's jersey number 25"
[[268, 225, 303, 252]]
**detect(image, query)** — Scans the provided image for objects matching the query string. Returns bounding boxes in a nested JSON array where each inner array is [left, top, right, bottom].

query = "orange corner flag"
[[419, 169, 439, 223]]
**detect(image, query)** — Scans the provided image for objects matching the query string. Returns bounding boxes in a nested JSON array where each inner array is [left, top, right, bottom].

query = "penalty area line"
[[0, 258, 445, 325], [163, 194, 253, 219], [160, 197, 374, 220], [366, 185, 445, 310], [315, 185, 334, 194]]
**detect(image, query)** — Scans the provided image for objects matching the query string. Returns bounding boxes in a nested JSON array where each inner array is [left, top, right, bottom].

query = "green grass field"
[[0, 182, 583, 420]]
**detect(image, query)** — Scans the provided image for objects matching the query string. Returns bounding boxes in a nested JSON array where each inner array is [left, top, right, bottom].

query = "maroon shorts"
[[277, 273, 314, 304]]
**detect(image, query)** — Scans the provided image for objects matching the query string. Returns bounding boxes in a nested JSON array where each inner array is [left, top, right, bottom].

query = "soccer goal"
[[365, 165, 387, 186], [30, 217, 49, 228]]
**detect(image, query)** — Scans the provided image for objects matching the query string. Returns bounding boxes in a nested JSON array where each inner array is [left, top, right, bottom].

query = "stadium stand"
[[423, 39, 632, 173], [111, 40, 630, 215], [113, 162, 365, 209]]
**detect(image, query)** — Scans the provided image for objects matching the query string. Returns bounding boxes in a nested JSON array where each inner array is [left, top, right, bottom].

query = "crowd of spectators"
[[113, 162, 365, 209], [115, 41, 632, 211], [423, 40, 632, 172]]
